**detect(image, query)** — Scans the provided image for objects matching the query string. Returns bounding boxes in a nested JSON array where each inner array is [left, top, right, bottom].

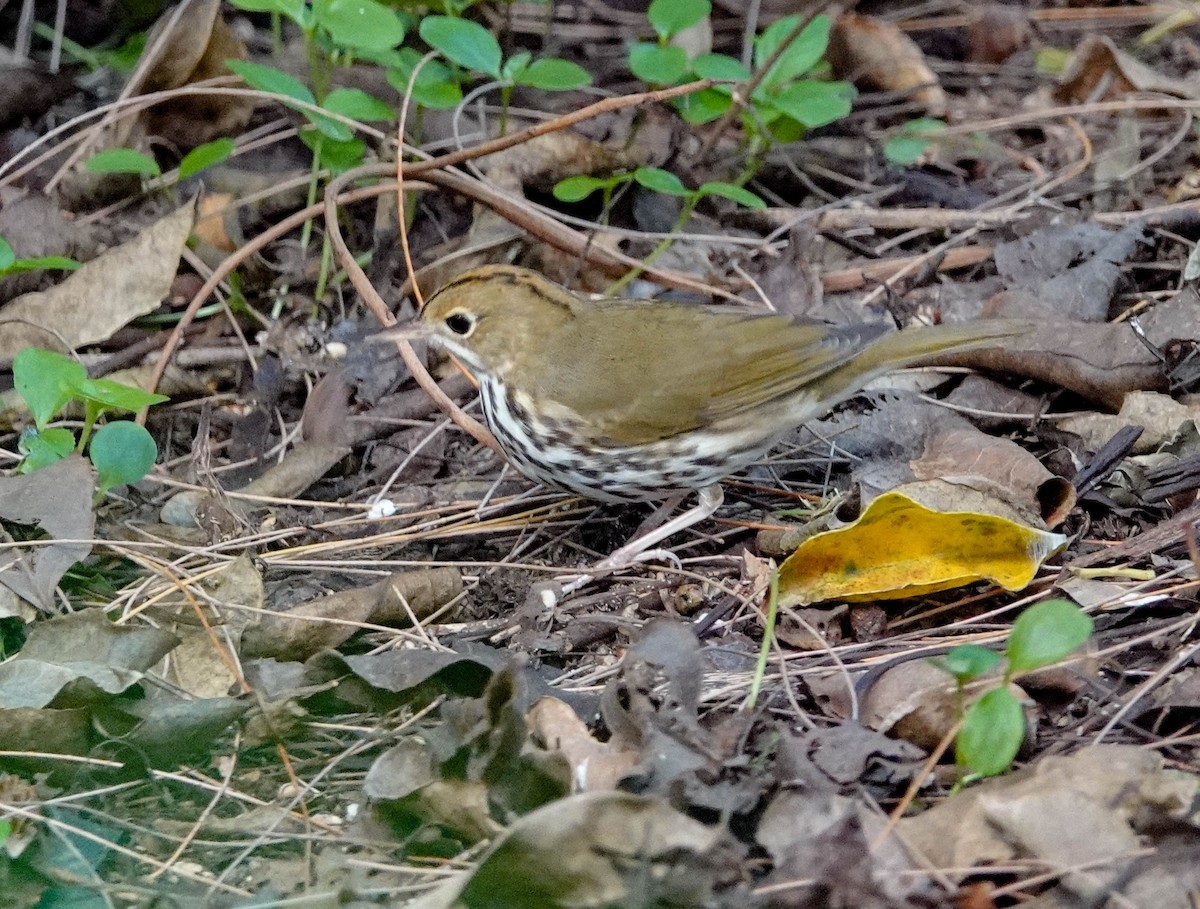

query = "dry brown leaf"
[[829, 13, 947, 117], [1060, 391, 1200, 455], [164, 553, 264, 698], [1056, 34, 1200, 104], [0, 202, 195, 358], [0, 455, 96, 611], [239, 566, 463, 662], [126, 0, 252, 149], [899, 746, 1196, 904], [406, 792, 724, 909], [527, 696, 640, 791], [911, 426, 1076, 528], [966, 4, 1032, 65]]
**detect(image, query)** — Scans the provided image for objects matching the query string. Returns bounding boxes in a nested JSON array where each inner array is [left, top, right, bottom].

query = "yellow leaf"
[[777, 490, 1066, 606]]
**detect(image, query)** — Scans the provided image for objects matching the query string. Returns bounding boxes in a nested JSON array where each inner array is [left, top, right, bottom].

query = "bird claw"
[[554, 548, 683, 596]]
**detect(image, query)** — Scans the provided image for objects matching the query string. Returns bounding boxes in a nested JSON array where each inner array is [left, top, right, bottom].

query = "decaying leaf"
[[527, 696, 640, 792], [828, 13, 946, 117], [0, 455, 96, 611], [777, 484, 1068, 605], [1056, 34, 1200, 104], [406, 792, 727, 909], [1061, 391, 1200, 456], [239, 566, 463, 662], [0, 610, 247, 771], [899, 746, 1197, 905], [0, 202, 195, 358], [911, 426, 1076, 528]]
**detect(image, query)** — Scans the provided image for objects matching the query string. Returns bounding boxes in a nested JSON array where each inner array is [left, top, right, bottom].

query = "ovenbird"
[[378, 265, 1027, 564]]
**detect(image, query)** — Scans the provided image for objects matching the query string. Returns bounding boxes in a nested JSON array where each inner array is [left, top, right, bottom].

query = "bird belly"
[[478, 379, 777, 503]]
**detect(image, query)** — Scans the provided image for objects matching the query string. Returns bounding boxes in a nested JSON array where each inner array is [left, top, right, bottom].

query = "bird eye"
[[444, 312, 475, 336]]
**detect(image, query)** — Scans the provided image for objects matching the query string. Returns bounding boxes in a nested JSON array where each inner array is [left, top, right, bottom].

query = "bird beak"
[[370, 321, 432, 344]]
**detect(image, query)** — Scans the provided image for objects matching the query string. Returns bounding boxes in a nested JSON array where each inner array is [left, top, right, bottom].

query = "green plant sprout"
[[227, 0, 406, 175], [931, 598, 1093, 778], [84, 147, 162, 179], [632, 3, 855, 152], [0, 236, 79, 278], [553, 165, 763, 291], [416, 14, 591, 131], [84, 137, 237, 184], [222, 0, 402, 301], [883, 118, 948, 165], [31, 22, 145, 72], [13, 349, 168, 498]]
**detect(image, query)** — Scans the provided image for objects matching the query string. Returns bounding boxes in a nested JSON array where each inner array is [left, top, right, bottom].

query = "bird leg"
[[558, 485, 724, 594]]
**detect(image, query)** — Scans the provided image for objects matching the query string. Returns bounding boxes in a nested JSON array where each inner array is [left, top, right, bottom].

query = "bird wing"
[[529, 302, 885, 446]]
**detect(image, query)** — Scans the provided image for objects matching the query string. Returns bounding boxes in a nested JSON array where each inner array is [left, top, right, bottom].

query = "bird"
[[376, 264, 1028, 572]]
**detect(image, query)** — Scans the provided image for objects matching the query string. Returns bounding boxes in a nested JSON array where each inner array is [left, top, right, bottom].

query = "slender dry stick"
[[403, 79, 719, 176], [323, 171, 500, 454]]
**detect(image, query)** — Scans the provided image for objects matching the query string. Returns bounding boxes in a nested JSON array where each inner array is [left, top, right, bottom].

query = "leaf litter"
[[2, 2, 1200, 907]]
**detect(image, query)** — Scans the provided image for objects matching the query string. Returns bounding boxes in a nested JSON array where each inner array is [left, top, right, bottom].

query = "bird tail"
[[859, 318, 1031, 372]]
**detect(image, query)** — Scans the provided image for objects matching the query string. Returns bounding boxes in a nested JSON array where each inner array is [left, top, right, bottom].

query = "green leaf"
[[13, 349, 86, 429], [177, 137, 235, 179], [696, 181, 765, 209], [628, 42, 688, 84], [84, 148, 161, 177], [674, 88, 732, 124], [552, 175, 613, 202], [515, 57, 592, 90], [19, 427, 76, 473], [74, 377, 169, 415], [768, 79, 854, 128], [229, 0, 306, 22], [647, 0, 710, 40], [757, 14, 831, 89], [226, 59, 350, 140], [883, 118, 947, 165], [931, 644, 1001, 682], [692, 52, 750, 82], [387, 49, 463, 109], [0, 235, 81, 277], [300, 130, 367, 173], [419, 16, 502, 79], [226, 58, 314, 104], [314, 0, 406, 51], [323, 87, 394, 121], [90, 422, 159, 492], [633, 166, 688, 196], [956, 687, 1025, 777], [502, 50, 532, 81], [1007, 599, 1093, 675]]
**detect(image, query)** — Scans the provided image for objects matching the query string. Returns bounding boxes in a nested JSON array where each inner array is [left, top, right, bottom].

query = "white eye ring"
[[444, 311, 475, 336]]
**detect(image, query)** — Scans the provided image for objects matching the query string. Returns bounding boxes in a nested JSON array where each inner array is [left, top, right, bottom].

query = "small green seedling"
[[227, 0, 406, 173], [932, 598, 1093, 778], [84, 138, 236, 183], [554, 166, 764, 290], [553, 165, 764, 213], [13, 349, 168, 497], [883, 118, 948, 165], [178, 138, 237, 179], [226, 59, 394, 173], [0, 235, 79, 278], [632, 5, 855, 143], [85, 147, 162, 178], [414, 14, 591, 130]]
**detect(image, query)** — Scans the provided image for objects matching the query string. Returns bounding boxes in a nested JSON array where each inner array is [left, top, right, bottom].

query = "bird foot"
[[554, 485, 724, 595]]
